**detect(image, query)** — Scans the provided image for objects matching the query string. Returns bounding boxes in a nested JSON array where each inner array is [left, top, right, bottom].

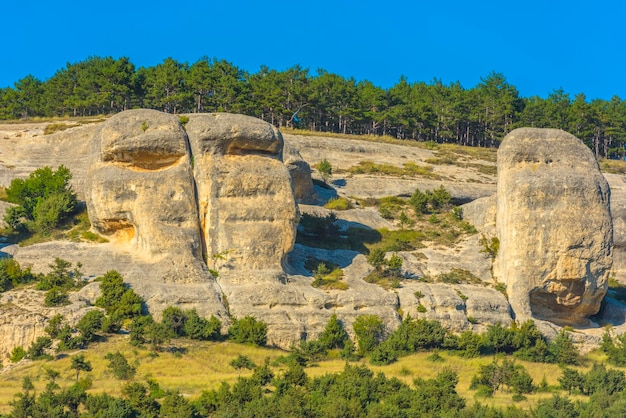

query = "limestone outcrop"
[[494, 128, 613, 325], [283, 143, 316, 203], [0, 287, 96, 359], [184, 113, 299, 271], [83, 110, 304, 322]]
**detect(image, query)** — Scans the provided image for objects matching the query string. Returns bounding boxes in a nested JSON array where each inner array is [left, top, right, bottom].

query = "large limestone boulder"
[[85, 110, 211, 282], [84, 110, 301, 325], [283, 144, 316, 203], [184, 113, 299, 271], [494, 128, 612, 325]]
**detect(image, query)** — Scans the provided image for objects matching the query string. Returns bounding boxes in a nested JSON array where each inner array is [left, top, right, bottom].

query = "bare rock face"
[[85, 110, 211, 283], [494, 128, 612, 325], [84, 110, 300, 324], [283, 144, 316, 203], [0, 287, 97, 359], [184, 113, 299, 271]]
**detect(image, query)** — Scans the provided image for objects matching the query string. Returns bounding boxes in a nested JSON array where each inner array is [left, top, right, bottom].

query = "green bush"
[[95, 270, 143, 321], [229, 316, 267, 346], [37, 258, 84, 291], [230, 355, 257, 370], [44, 287, 69, 306], [353, 314, 385, 355], [10, 346, 26, 362], [105, 351, 136, 380], [183, 310, 222, 341], [409, 186, 452, 215], [3, 165, 77, 234], [27, 336, 53, 360], [316, 159, 332, 183], [319, 314, 349, 349], [76, 310, 105, 343], [0, 258, 36, 292]]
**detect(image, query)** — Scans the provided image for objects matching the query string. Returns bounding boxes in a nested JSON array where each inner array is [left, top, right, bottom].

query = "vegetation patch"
[[304, 256, 347, 290], [600, 158, 626, 174], [315, 158, 333, 184], [426, 156, 497, 176], [422, 268, 483, 285], [296, 212, 381, 253], [433, 143, 498, 163], [323, 197, 353, 211], [347, 160, 441, 179], [43, 122, 79, 135], [65, 209, 108, 243], [607, 274, 626, 303]]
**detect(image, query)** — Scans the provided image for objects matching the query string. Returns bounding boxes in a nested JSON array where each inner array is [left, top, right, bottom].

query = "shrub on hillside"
[[3, 165, 77, 234], [229, 316, 267, 346], [105, 351, 136, 380]]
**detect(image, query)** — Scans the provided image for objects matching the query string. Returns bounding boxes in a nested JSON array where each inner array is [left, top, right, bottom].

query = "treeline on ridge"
[[2, 56, 626, 157]]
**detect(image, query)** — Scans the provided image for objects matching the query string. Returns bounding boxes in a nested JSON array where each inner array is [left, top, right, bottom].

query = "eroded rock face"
[[184, 113, 299, 271], [84, 110, 299, 323], [494, 128, 612, 325], [0, 287, 97, 359], [85, 110, 207, 280], [283, 144, 316, 203]]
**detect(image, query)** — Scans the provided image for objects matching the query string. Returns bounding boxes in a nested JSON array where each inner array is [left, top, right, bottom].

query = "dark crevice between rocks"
[[182, 132, 208, 267]]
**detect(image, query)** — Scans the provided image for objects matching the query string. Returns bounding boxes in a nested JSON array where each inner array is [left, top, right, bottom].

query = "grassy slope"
[[0, 334, 603, 414]]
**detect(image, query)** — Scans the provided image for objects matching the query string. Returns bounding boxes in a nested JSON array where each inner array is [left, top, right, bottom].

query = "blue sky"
[[6, 1, 625, 100]]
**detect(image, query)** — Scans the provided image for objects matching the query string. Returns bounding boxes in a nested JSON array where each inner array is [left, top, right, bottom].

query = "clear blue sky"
[[6, 0, 624, 100]]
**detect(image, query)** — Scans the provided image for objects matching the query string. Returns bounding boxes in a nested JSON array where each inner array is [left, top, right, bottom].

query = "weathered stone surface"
[[86, 110, 200, 261], [397, 283, 511, 332], [0, 287, 97, 359], [81, 110, 304, 341], [494, 128, 612, 325], [0, 124, 97, 199], [605, 174, 626, 281], [461, 195, 497, 237], [185, 113, 299, 271], [283, 143, 316, 203]]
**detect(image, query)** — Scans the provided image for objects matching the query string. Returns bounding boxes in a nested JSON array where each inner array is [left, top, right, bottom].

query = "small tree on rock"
[[316, 159, 333, 184]]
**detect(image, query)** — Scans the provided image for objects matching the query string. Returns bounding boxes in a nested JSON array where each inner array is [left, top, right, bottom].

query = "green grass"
[[0, 115, 107, 125], [312, 268, 348, 290], [43, 123, 80, 135], [422, 268, 483, 285], [434, 143, 498, 163], [426, 155, 497, 176], [369, 212, 477, 253], [608, 274, 626, 303], [65, 210, 108, 243], [298, 196, 476, 256], [324, 197, 353, 211], [304, 256, 348, 290], [346, 160, 441, 179]]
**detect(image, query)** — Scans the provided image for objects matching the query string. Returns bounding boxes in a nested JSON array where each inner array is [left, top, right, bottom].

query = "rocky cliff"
[[1, 116, 624, 358], [494, 128, 612, 325]]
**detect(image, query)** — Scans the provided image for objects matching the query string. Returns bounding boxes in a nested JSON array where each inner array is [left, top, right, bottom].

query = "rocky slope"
[[0, 115, 625, 358]]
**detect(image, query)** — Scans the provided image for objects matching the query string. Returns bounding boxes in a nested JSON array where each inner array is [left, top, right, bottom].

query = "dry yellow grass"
[[0, 334, 612, 414]]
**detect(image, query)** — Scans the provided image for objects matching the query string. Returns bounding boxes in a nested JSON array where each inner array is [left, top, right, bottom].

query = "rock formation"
[[494, 128, 613, 325], [184, 113, 299, 271], [0, 286, 97, 359], [283, 143, 316, 203], [6, 115, 620, 357]]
